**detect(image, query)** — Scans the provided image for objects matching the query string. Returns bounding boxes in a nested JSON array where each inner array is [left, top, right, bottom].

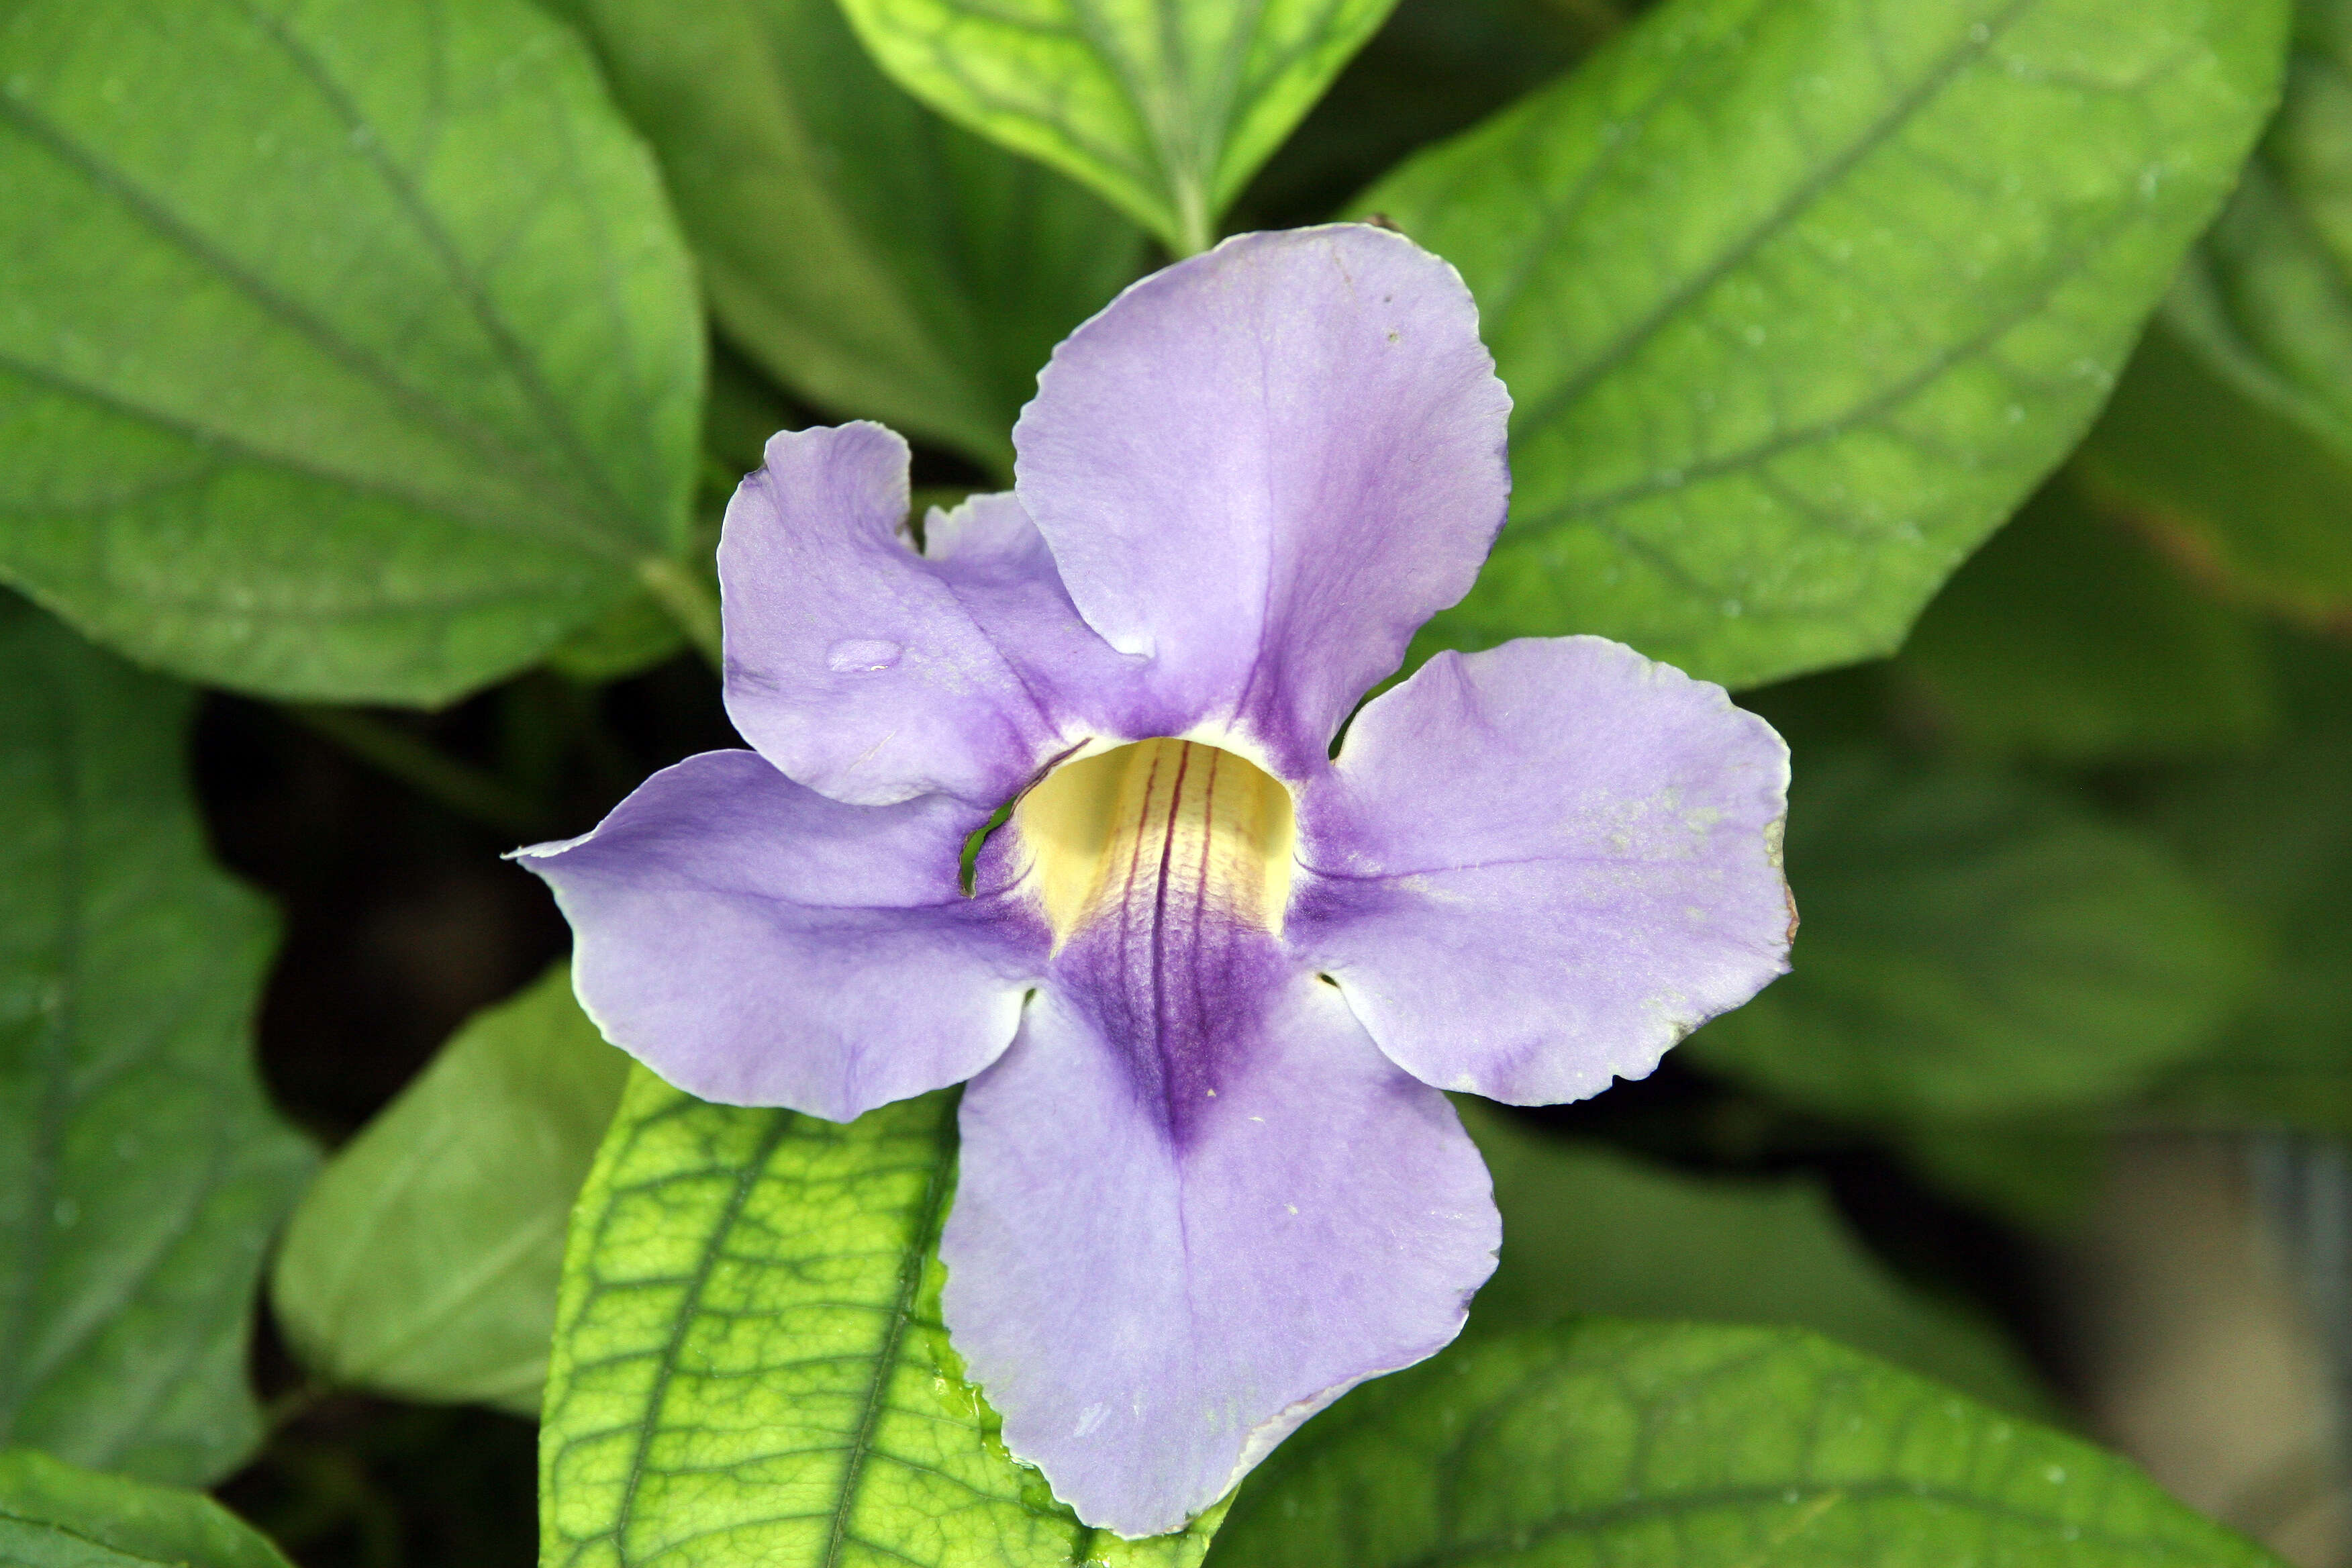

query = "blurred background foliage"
[[3, 0, 2352, 1563]]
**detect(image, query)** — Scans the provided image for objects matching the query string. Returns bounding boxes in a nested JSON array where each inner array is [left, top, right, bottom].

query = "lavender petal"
[[512, 749, 1046, 1118], [1291, 636, 1794, 1105], [1012, 225, 1512, 777], [720, 424, 1137, 808], [944, 950, 1498, 1536]]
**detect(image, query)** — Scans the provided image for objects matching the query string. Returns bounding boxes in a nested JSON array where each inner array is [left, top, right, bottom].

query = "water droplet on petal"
[[826, 638, 901, 674]]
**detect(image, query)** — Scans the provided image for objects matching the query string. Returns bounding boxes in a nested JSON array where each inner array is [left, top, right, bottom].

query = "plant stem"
[[285, 705, 548, 838], [638, 556, 724, 672]]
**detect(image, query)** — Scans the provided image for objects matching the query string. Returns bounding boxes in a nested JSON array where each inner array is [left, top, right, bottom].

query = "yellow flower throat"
[[1014, 738, 1295, 948]]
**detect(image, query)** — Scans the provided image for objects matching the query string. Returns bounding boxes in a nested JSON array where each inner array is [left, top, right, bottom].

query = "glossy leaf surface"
[[2077, 3, 2352, 630], [273, 964, 627, 1416], [1363, 0, 2288, 687], [0, 0, 703, 703], [1210, 1320, 2288, 1567], [834, 0, 1395, 252], [540, 1068, 1224, 1567], [0, 603, 315, 1484]]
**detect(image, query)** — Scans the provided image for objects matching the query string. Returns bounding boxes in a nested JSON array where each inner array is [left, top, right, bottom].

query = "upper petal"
[[511, 748, 1048, 1118], [1012, 224, 1512, 777], [719, 424, 1138, 807], [1289, 637, 1794, 1105], [942, 963, 1497, 1537]]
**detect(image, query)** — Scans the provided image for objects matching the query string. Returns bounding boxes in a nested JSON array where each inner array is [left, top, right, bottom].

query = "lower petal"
[[940, 966, 1498, 1538], [512, 750, 1046, 1120]]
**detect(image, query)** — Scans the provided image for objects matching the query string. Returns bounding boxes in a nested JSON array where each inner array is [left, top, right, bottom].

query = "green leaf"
[[0, 0, 703, 705], [2136, 636, 2352, 1132], [1209, 1320, 2288, 1567], [1361, 0, 2288, 689], [0, 1448, 293, 1568], [552, 0, 1144, 469], [272, 963, 627, 1417], [833, 0, 1397, 254], [1460, 1104, 2050, 1417], [541, 1067, 1224, 1567], [2075, 6, 2352, 629], [544, 592, 689, 685], [0, 602, 315, 1485], [1683, 747, 2257, 1120], [1892, 475, 2277, 763]]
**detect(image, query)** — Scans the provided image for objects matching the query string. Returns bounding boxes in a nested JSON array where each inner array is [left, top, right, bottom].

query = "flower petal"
[[942, 957, 1497, 1537], [720, 424, 1138, 807], [1013, 224, 1512, 777], [1290, 637, 1794, 1105], [511, 749, 1046, 1118]]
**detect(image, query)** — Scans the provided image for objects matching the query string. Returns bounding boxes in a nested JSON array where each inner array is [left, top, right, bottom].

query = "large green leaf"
[[541, 1067, 1224, 1567], [834, 0, 1396, 254], [1683, 747, 2256, 1120], [0, 1448, 293, 1568], [1893, 475, 2277, 763], [0, 603, 315, 1485], [1210, 1320, 2288, 1567], [2077, 6, 2352, 629], [272, 963, 626, 1417], [1461, 1105, 2049, 1416], [0, 0, 703, 705], [552, 0, 1143, 471], [1361, 0, 2288, 689]]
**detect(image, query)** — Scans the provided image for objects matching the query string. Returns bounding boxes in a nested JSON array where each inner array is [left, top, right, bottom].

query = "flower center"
[[1015, 738, 1295, 949]]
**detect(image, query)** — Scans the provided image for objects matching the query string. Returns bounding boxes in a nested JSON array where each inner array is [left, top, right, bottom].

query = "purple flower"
[[516, 225, 1794, 1538]]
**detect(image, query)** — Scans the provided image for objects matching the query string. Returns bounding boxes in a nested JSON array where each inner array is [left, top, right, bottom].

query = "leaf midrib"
[[0, 1508, 220, 1568], [224, 0, 651, 542], [821, 1095, 959, 1568], [0, 346, 611, 559], [0, 23, 648, 562], [594, 1112, 797, 1566], [1506, 0, 2040, 439]]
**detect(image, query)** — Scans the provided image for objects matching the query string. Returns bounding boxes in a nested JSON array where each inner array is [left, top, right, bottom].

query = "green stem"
[[638, 556, 724, 672], [285, 705, 548, 838], [1169, 170, 1214, 258]]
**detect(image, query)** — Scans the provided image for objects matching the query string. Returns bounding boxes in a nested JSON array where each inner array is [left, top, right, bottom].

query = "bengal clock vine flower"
[[515, 224, 1795, 1538]]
